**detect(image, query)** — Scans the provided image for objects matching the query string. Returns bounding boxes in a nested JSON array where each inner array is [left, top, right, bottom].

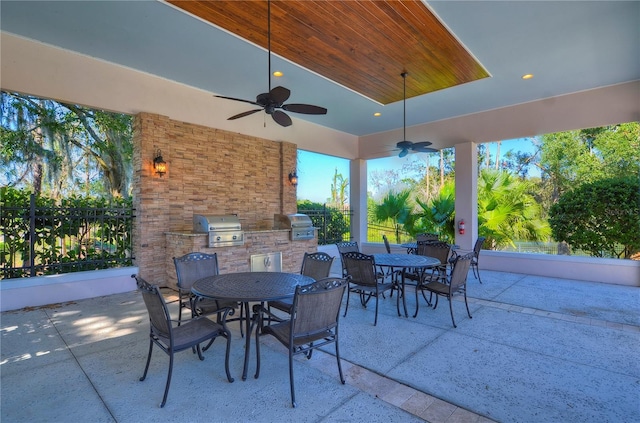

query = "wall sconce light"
[[153, 149, 167, 177], [288, 171, 298, 187]]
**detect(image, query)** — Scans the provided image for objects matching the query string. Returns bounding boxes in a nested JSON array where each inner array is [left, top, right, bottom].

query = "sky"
[[297, 137, 540, 204]]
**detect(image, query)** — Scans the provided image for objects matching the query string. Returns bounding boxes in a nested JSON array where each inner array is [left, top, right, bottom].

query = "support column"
[[454, 141, 478, 251], [350, 159, 368, 245]]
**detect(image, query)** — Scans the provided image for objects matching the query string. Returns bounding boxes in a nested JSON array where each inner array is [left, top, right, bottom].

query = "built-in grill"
[[193, 214, 244, 247], [274, 213, 315, 241]]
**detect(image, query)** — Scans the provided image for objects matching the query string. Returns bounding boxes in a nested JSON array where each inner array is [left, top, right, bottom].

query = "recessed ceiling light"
[[273, 71, 283, 77], [521, 74, 534, 80], [374, 112, 381, 117]]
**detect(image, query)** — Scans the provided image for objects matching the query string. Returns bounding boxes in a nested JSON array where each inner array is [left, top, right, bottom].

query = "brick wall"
[[132, 113, 305, 286]]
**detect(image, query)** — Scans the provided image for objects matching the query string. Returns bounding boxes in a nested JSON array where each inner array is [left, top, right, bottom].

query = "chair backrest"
[[300, 252, 334, 280], [173, 252, 219, 291], [448, 254, 473, 291], [416, 233, 439, 242], [417, 240, 451, 264], [134, 275, 172, 341], [336, 241, 359, 255], [291, 277, 347, 337], [342, 251, 378, 287], [473, 237, 486, 256], [382, 234, 392, 254]]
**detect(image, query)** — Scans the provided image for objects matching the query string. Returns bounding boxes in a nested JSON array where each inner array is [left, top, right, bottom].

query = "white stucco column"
[[350, 159, 368, 245], [454, 141, 478, 250]]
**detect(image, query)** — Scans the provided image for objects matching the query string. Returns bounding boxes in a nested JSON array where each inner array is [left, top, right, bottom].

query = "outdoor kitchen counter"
[[164, 229, 317, 289]]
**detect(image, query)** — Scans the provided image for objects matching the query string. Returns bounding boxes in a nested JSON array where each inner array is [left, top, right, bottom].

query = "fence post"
[[29, 193, 36, 277], [322, 203, 327, 244]]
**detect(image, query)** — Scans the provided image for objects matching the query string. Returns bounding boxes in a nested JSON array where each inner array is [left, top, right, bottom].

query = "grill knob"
[[216, 236, 221, 241]]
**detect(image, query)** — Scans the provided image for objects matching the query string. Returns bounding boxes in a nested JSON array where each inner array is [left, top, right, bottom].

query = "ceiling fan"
[[396, 72, 438, 157], [214, 0, 327, 127]]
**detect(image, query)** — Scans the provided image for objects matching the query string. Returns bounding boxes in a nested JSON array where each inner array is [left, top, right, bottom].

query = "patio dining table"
[[192, 271, 314, 381], [372, 254, 440, 318]]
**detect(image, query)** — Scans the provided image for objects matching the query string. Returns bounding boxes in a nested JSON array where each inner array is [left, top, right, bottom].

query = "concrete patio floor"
[[1, 251, 639, 422]]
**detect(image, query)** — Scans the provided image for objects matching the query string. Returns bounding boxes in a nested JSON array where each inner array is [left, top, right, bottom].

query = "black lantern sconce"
[[153, 149, 167, 177], [288, 170, 298, 187]]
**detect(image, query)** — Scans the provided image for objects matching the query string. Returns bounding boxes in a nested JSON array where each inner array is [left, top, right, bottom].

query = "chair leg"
[[373, 295, 379, 326], [254, 312, 262, 379], [289, 349, 297, 408], [343, 288, 351, 317], [448, 295, 457, 328], [413, 286, 420, 318], [335, 338, 345, 385], [160, 352, 174, 408], [223, 330, 234, 383], [464, 289, 473, 320], [196, 342, 205, 360], [202, 337, 216, 352], [140, 338, 154, 382]]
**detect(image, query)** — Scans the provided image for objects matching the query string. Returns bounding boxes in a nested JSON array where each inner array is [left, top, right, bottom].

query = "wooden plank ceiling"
[[168, 0, 490, 104]]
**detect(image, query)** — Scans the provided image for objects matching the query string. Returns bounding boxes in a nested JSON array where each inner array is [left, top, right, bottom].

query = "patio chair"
[[342, 251, 394, 326], [173, 252, 242, 331], [336, 241, 359, 277], [414, 253, 473, 327], [416, 233, 439, 242], [381, 234, 402, 292], [269, 251, 335, 316], [133, 275, 234, 408], [255, 277, 347, 408], [471, 237, 486, 283], [405, 240, 452, 289]]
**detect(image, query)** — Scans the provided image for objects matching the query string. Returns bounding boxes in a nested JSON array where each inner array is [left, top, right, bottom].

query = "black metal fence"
[[298, 205, 352, 245], [1, 194, 134, 279], [367, 223, 411, 244]]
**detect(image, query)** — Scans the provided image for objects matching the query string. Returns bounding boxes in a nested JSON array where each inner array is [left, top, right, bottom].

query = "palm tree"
[[413, 181, 456, 243], [373, 189, 412, 243], [477, 169, 551, 249]]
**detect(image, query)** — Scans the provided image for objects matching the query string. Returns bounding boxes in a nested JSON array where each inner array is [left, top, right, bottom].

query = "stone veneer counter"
[[164, 230, 317, 290]]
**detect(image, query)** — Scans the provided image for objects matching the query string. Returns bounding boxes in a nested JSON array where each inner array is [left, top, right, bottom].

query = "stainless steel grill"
[[193, 214, 244, 247], [274, 213, 315, 241]]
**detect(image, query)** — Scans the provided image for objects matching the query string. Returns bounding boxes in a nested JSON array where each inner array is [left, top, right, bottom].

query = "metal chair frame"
[[255, 278, 347, 407], [414, 254, 473, 326], [269, 251, 335, 316], [133, 275, 234, 407], [342, 251, 394, 326]]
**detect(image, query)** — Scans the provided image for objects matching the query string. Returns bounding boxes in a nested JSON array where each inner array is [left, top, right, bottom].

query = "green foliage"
[[411, 181, 456, 243], [1, 92, 133, 199], [296, 200, 350, 244], [1, 187, 133, 278], [372, 190, 412, 243], [539, 123, 640, 205], [477, 169, 551, 249], [549, 177, 640, 259]]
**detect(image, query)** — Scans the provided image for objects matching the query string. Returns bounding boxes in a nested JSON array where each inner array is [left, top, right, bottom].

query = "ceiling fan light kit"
[[396, 72, 438, 157], [215, 0, 326, 128]]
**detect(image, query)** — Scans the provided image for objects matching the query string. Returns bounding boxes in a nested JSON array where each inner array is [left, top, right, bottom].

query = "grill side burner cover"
[[193, 214, 244, 247], [274, 213, 315, 241]]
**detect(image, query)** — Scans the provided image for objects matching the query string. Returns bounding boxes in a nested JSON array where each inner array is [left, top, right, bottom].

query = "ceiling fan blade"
[[396, 141, 413, 149], [413, 146, 439, 153], [272, 110, 292, 127], [228, 109, 262, 120], [411, 141, 433, 148], [399, 149, 409, 158], [282, 104, 327, 115], [270, 86, 291, 106], [215, 95, 260, 106]]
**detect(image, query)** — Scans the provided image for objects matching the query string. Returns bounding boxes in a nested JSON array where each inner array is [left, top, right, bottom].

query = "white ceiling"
[[1, 1, 638, 137]]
